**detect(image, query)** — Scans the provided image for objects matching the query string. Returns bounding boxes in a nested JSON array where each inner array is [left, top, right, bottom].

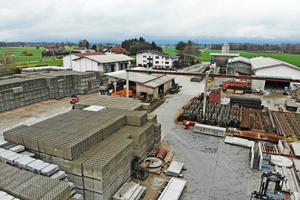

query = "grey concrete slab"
[[163, 125, 265, 200]]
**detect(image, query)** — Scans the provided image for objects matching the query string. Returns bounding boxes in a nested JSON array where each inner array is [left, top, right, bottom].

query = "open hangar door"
[[265, 80, 290, 91]]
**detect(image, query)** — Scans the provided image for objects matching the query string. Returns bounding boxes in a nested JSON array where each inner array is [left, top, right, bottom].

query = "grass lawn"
[[15, 56, 57, 62], [162, 47, 177, 55], [202, 49, 300, 67], [15, 60, 63, 67], [0, 46, 76, 56]]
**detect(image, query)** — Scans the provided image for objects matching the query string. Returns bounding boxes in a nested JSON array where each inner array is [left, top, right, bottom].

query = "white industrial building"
[[228, 56, 300, 91], [63, 52, 106, 68], [72, 54, 134, 72], [105, 68, 175, 98], [136, 50, 179, 69]]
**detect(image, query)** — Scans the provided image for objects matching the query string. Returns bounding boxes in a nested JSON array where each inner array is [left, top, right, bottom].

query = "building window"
[[155, 61, 159, 64], [143, 55, 146, 58], [143, 60, 146, 62], [155, 56, 159, 59], [165, 62, 169, 64], [166, 57, 169, 60]]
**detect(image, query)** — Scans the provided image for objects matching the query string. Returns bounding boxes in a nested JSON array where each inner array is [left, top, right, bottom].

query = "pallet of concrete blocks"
[[126, 111, 148, 127], [147, 113, 157, 122]]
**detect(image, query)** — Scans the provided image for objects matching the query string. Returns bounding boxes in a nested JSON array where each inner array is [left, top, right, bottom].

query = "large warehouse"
[[228, 56, 300, 91], [71, 54, 134, 72]]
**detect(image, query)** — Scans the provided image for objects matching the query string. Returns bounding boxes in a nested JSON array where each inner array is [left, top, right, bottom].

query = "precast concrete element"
[[278, 140, 291, 155], [193, 123, 226, 137], [0, 162, 71, 200], [157, 177, 187, 200], [113, 181, 146, 200], [74, 95, 144, 111], [165, 161, 184, 177], [0, 71, 106, 113]]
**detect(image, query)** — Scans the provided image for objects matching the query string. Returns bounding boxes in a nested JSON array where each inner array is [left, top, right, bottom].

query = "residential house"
[[104, 46, 130, 55], [73, 47, 87, 53], [136, 50, 179, 69], [71, 54, 134, 72], [44, 45, 56, 51]]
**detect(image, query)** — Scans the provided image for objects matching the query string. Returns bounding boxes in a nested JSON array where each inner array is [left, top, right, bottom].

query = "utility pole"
[[126, 70, 129, 98], [203, 71, 210, 119]]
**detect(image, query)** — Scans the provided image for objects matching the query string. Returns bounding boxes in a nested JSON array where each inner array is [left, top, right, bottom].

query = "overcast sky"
[[0, 0, 299, 43]]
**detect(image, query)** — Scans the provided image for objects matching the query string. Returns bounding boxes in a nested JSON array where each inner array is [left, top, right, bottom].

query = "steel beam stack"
[[0, 162, 71, 200]]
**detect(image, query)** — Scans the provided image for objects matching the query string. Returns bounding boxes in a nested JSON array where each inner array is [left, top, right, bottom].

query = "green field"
[[15, 60, 63, 67], [15, 57, 57, 62], [162, 47, 300, 67], [162, 47, 177, 55], [0, 46, 75, 56]]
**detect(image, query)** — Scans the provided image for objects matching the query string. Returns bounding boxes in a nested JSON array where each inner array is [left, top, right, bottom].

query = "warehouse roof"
[[137, 50, 180, 59], [74, 54, 134, 63], [141, 75, 174, 88], [210, 53, 240, 57], [228, 56, 251, 64], [250, 57, 300, 70], [105, 70, 174, 88]]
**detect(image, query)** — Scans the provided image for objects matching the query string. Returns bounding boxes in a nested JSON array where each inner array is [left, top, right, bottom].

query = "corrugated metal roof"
[[228, 56, 251, 64], [105, 70, 174, 88], [74, 54, 134, 63], [250, 57, 281, 69], [106, 70, 163, 84], [142, 75, 174, 88], [210, 53, 240, 57]]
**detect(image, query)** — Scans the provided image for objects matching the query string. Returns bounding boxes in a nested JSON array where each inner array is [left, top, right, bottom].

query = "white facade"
[[63, 54, 80, 68], [136, 51, 179, 69], [73, 48, 87, 53], [104, 50, 116, 55], [72, 57, 132, 72], [252, 65, 300, 90]]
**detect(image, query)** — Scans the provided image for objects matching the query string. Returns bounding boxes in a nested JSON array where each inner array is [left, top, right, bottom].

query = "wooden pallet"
[[261, 142, 294, 157]]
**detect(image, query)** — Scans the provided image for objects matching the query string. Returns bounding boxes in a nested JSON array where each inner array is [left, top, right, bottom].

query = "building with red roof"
[[104, 46, 130, 55], [63, 52, 106, 68]]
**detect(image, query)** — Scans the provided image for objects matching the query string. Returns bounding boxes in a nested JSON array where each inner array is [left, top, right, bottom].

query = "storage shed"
[[106, 69, 174, 98], [250, 57, 300, 91]]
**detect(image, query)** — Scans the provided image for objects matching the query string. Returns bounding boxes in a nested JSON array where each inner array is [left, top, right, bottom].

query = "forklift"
[[251, 171, 286, 200], [70, 89, 79, 104]]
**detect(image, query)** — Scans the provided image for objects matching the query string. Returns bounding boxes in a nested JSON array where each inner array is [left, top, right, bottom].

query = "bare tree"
[[0, 49, 16, 76]]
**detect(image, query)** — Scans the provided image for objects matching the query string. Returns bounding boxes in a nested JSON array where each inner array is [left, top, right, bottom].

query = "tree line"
[[121, 37, 162, 54], [211, 43, 300, 54]]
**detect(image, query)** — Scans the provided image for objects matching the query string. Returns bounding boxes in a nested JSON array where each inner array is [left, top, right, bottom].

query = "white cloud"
[[0, 0, 299, 42]]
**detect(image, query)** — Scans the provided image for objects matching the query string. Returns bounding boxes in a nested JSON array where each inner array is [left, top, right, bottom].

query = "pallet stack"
[[74, 95, 144, 111], [0, 78, 49, 112], [4, 96, 160, 200], [0, 162, 71, 200]]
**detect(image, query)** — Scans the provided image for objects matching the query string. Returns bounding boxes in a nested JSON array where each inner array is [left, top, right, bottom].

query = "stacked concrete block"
[[147, 113, 157, 123], [0, 71, 104, 113], [0, 78, 49, 112], [74, 95, 145, 111], [0, 162, 71, 200], [3, 96, 160, 200], [154, 123, 162, 145], [126, 111, 148, 127]]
